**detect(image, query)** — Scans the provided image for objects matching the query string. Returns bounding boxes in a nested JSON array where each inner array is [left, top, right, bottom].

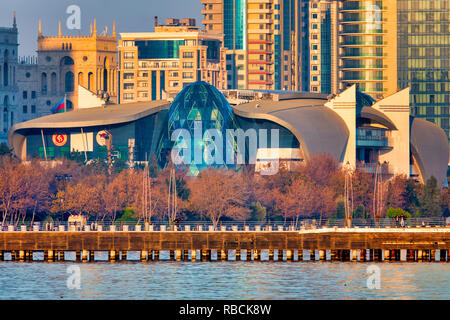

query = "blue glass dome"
[[157, 81, 240, 175]]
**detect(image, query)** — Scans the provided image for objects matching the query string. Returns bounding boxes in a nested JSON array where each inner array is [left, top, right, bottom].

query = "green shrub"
[[386, 207, 411, 218]]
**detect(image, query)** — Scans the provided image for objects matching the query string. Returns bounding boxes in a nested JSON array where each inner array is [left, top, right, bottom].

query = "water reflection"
[[0, 262, 448, 300]]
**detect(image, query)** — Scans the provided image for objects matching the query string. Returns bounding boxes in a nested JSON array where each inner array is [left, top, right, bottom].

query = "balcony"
[[356, 128, 388, 147], [356, 161, 390, 174]]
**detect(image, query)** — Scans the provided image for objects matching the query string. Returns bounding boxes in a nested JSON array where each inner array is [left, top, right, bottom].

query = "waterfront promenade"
[[0, 227, 449, 262]]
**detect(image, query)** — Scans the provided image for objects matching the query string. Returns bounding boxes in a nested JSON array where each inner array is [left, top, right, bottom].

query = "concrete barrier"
[[254, 225, 261, 232], [122, 225, 129, 232], [20, 226, 27, 232], [160, 225, 166, 232], [7, 226, 14, 232], [58, 225, 65, 232], [97, 225, 102, 232], [208, 226, 215, 231], [244, 226, 250, 232], [231, 226, 238, 231], [220, 226, 227, 231], [267, 225, 272, 231], [148, 225, 154, 231], [84, 225, 90, 232], [197, 225, 202, 231], [278, 226, 284, 232], [135, 225, 141, 232], [110, 225, 116, 232], [185, 225, 190, 232]]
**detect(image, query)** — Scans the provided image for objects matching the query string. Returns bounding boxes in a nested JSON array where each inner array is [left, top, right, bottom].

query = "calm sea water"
[[0, 255, 448, 300]]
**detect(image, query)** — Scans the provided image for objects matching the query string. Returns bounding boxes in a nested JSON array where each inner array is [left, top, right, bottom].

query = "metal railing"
[[1, 217, 448, 232]]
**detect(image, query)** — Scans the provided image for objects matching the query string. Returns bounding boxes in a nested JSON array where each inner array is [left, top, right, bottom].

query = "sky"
[[0, 0, 203, 57]]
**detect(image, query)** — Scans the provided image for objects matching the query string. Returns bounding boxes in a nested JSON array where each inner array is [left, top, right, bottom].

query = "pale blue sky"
[[0, 0, 203, 57]]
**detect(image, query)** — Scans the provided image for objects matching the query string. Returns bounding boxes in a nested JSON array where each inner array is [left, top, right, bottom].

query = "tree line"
[[0, 152, 448, 227]]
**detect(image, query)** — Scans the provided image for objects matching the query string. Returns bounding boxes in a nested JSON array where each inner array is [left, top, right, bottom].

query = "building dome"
[[157, 81, 240, 175]]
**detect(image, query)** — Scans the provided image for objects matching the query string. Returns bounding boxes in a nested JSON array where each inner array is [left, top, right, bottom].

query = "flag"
[[51, 97, 66, 114]]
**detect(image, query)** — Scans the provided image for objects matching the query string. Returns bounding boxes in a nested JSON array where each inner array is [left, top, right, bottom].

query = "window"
[[123, 83, 134, 90], [22, 105, 27, 114], [312, 76, 318, 81], [182, 72, 193, 79], [31, 105, 36, 113], [312, 14, 317, 19], [183, 51, 194, 58], [123, 41, 134, 47], [124, 62, 134, 69], [183, 62, 194, 68], [123, 73, 134, 80], [312, 45, 318, 50], [31, 91, 36, 99], [22, 91, 27, 99], [312, 66, 318, 71], [313, 24, 318, 29], [124, 52, 135, 59], [123, 93, 134, 100]]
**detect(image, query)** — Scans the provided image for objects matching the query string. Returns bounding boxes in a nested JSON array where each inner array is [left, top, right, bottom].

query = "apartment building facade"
[[118, 18, 227, 103]]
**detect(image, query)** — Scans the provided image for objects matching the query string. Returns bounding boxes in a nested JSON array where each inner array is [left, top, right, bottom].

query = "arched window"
[[60, 56, 74, 66], [103, 58, 109, 92], [51, 72, 57, 94], [88, 72, 94, 91], [3, 63, 7, 87], [41, 72, 47, 94], [78, 72, 84, 87], [3, 96, 8, 132], [103, 69, 108, 92], [65, 71, 74, 92]]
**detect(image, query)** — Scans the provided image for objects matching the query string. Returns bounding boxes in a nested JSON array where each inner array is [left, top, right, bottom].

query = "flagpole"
[[41, 129, 48, 161], [64, 94, 67, 112]]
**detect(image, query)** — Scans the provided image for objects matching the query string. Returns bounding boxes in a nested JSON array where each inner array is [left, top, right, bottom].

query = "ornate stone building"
[[0, 13, 19, 143], [36, 19, 118, 111]]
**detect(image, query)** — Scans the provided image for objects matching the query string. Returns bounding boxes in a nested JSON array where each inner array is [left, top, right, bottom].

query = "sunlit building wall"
[[338, 0, 398, 100], [202, 0, 310, 91]]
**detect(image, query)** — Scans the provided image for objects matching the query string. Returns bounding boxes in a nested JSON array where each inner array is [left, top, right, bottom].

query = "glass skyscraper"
[[397, 0, 450, 145]]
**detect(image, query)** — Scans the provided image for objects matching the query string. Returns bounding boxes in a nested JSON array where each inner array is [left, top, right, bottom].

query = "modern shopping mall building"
[[8, 81, 449, 185]]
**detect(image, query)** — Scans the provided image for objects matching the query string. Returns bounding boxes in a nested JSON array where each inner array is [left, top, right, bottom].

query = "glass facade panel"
[[136, 40, 185, 59], [398, 0, 450, 145]]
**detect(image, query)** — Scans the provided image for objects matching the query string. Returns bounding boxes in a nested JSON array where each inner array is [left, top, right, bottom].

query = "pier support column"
[[153, 250, 159, 261], [109, 250, 116, 262], [122, 250, 128, 261], [268, 249, 274, 261], [19, 250, 25, 261], [141, 250, 148, 261], [190, 250, 196, 261], [434, 250, 440, 262], [417, 250, 423, 261], [81, 250, 88, 262], [247, 249, 252, 261], [302, 250, 311, 261], [175, 250, 182, 261], [183, 250, 189, 261], [0, 251, 3, 261], [236, 249, 241, 261], [89, 251, 95, 262], [313, 250, 319, 261], [319, 250, 325, 261], [351, 250, 357, 262], [286, 250, 292, 261], [48, 250, 55, 262], [293, 250, 299, 261], [220, 250, 227, 261]]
